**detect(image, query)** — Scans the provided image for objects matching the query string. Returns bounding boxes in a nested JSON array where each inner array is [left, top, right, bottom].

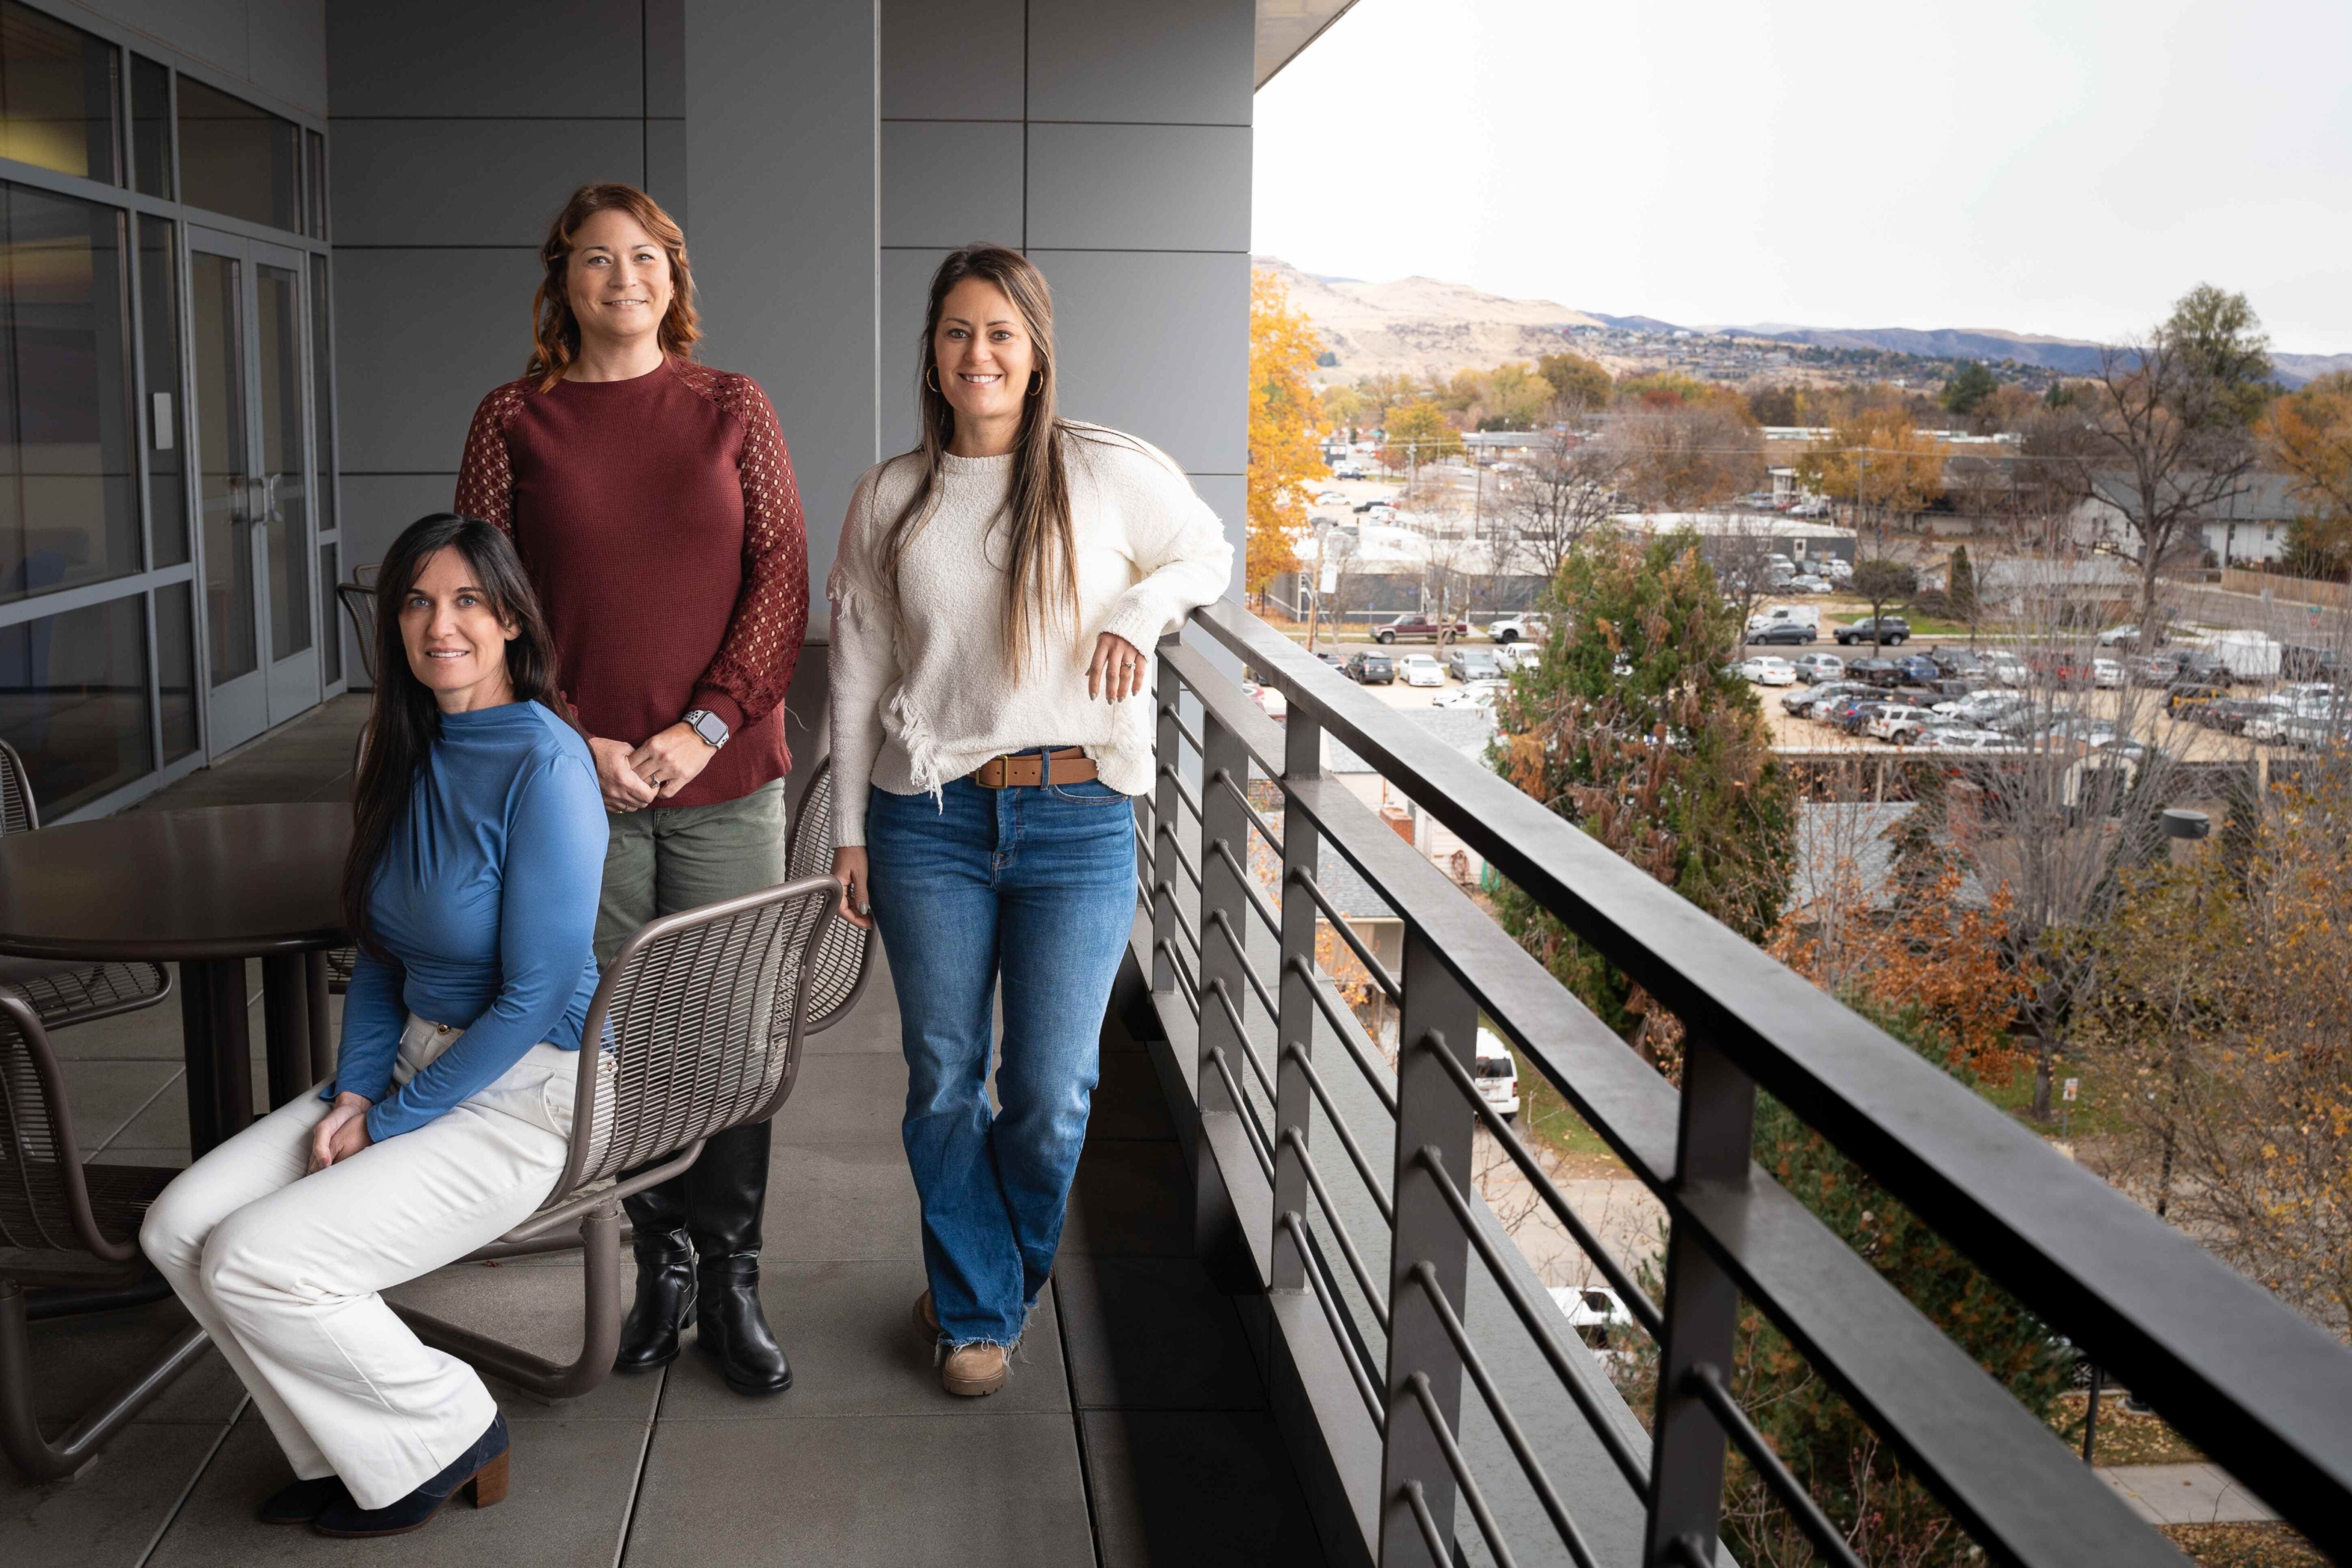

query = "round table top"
[[0, 803, 350, 961]]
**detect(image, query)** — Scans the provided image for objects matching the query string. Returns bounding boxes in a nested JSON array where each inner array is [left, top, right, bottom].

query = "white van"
[[1744, 603, 1821, 635], [1473, 1027, 1520, 1119]]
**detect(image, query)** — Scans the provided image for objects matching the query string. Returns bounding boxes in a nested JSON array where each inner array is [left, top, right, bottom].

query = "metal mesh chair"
[[336, 562, 380, 685], [395, 872, 844, 1401], [0, 990, 209, 1480], [786, 755, 873, 1034], [0, 742, 172, 1032]]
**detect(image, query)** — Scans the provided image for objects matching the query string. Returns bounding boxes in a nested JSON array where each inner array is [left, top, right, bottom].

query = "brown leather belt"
[[969, 747, 1097, 789]]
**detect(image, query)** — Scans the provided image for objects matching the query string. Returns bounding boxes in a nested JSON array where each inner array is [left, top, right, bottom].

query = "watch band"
[[682, 708, 730, 750]]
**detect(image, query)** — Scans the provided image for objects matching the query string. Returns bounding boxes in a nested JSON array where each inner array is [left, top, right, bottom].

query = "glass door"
[[187, 225, 317, 752]]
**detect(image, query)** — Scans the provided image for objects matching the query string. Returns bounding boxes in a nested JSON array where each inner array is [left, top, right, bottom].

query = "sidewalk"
[[2098, 1463, 2278, 1526]]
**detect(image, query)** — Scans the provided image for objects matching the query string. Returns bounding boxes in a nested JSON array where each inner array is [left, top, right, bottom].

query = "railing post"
[[1152, 656, 1184, 993], [1379, 925, 1478, 1563], [1644, 1035, 1757, 1567], [1196, 708, 1253, 1128], [1271, 710, 1323, 1294]]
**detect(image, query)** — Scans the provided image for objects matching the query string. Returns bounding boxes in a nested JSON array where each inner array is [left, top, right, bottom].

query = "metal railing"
[[1132, 600, 2352, 1568]]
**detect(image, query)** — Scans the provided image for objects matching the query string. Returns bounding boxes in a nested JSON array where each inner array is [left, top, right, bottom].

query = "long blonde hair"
[[882, 245, 1075, 673]]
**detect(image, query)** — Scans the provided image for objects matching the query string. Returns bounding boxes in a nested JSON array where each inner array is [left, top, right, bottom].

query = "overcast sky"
[[1251, 0, 2352, 352]]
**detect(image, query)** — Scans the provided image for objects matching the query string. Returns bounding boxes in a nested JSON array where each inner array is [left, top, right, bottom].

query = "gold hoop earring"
[[1027, 371, 1043, 398], [925, 365, 940, 394]]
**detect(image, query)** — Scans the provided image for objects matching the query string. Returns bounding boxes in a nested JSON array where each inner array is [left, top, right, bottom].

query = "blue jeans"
[[866, 770, 1137, 1346]]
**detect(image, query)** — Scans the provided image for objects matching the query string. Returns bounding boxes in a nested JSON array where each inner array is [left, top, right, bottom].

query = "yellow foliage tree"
[[1796, 407, 1948, 524], [2261, 371, 2352, 576], [1381, 398, 1461, 471], [1247, 268, 1323, 602]]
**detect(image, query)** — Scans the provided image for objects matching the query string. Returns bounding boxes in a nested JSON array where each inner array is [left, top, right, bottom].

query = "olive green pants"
[[594, 778, 789, 966]]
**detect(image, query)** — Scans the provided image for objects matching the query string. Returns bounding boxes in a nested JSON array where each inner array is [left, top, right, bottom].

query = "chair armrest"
[[0, 988, 141, 1263]]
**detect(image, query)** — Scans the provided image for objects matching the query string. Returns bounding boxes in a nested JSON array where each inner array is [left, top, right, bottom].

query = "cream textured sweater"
[[827, 424, 1234, 847]]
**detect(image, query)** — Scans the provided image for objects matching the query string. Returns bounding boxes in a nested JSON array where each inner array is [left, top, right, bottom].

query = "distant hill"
[[1253, 256, 2348, 389]]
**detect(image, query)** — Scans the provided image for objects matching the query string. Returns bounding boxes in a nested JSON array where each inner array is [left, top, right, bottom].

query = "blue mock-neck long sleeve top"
[[326, 700, 606, 1141]]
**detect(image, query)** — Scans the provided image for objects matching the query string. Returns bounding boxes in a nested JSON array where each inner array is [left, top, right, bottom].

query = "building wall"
[[323, 0, 690, 590], [59, 0, 327, 118], [881, 0, 1253, 602]]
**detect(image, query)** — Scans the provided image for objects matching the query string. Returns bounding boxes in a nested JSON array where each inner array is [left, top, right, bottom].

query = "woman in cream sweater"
[[829, 244, 1231, 1397]]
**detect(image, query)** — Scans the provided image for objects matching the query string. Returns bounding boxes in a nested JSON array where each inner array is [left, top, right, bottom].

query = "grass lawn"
[[1505, 1033, 1634, 1178]]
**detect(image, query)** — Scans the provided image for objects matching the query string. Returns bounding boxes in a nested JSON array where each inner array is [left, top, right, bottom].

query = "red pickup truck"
[[1373, 614, 1472, 644]]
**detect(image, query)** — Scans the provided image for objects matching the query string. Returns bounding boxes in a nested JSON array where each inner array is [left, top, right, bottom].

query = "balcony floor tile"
[[1054, 1255, 1262, 1412]]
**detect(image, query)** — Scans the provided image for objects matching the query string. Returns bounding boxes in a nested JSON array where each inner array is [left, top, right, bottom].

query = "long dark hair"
[[884, 244, 1077, 673], [342, 515, 561, 957]]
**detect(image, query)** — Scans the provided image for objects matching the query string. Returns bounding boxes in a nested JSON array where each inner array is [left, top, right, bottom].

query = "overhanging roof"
[[1257, 0, 1360, 87]]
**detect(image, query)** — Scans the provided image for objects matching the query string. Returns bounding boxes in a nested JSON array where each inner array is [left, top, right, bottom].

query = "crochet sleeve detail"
[[453, 380, 531, 529]]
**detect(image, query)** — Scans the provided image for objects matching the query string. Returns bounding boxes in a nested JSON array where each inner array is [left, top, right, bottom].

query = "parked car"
[[1331, 463, 1368, 480], [2028, 649, 2097, 686], [1834, 616, 1912, 646], [1732, 656, 1793, 686], [1398, 653, 1446, 687], [2097, 623, 2167, 648], [1549, 1284, 1634, 1351], [1434, 679, 1509, 711], [1792, 652, 1844, 683], [1241, 681, 1287, 721], [2281, 712, 2352, 751], [1487, 612, 1549, 644], [1846, 657, 1904, 689], [2165, 681, 2230, 714], [1923, 726, 2014, 751], [1473, 1028, 1520, 1119], [1783, 681, 1863, 717], [1928, 648, 1987, 679], [1866, 705, 1938, 744], [1983, 649, 2030, 686], [1892, 654, 1939, 685], [1314, 489, 1348, 505], [1343, 651, 1395, 685], [1785, 574, 1829, 594], [1834, 698, 1894, 735], [2195, 697, 2285, 735], [2280, 643, 2345, 682], [2171, 650, 2236, 687], [1313, 649, 1345, 668], [2125, 653, 2182, 687], [1933, 689, 2024, 723], [1375, 614, 1471, 644], [1746, 604, 1821, 636], [2092, 657, 2123, 689], [1445, 646, 1504, 683], [1745, 620, 1816, 646]]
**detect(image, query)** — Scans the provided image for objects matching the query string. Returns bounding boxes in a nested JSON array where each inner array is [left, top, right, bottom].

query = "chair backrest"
[[551, 873, 842, 1201], [785, 756, 873, 1034], [336, 580, 379, 684], [0, 739, 35, 835], [0, 989, 133, 1261]]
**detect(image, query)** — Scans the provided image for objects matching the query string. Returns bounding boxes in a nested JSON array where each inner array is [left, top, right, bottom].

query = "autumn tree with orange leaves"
[[1246, 268, 1324, 604]]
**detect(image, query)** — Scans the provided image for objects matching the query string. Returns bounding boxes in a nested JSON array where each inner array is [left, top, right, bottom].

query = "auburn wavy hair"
[[526, 183, 699, 389]]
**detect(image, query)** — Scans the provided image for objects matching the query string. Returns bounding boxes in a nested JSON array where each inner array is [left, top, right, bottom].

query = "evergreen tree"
[[1947, 544, 1976, 621], [1489, 529, 1795, 1062], [1939, 359, 1999, 416]]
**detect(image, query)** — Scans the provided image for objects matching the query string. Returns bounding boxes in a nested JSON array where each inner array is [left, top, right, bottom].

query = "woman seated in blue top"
[[142, 514, 606, 1539]]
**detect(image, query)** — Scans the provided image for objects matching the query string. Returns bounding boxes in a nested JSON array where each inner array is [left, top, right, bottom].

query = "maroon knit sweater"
[[453, 357, 809, 809]]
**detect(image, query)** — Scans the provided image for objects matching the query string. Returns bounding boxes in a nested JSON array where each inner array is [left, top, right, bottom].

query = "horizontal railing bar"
[[1283, 1043, 1394, 1225], [1204, 979, 1281, 1112], [1410, 1261, 1603, 1568], [1206, 1045, 1277, 1184], [1205, 911, 1281, 1022], [1281, 1126, 1390, 1330], [1166, 705, 1204, 755], [1210, 764, 1284, 857], [1153, 821, 1202, 888], [1286, 956, 1399, 1117], [1418, 1033, 1663, 1339], [1186, 602, 2352, 1544], [1406, 1370, 1518, 1568], [1284, 1210, 1388, 1433], [1413, 1147, 1651, 1493], [1689, 1361, 1867, 1568], [1286, 866, 1403, 1003], [1158, 939, 1201, 1018], [1155, 762, 1204, 822], [1209, 837, 1283, 939], [1162, 634, 1288, 780], [1160, 883, 1201, 956]]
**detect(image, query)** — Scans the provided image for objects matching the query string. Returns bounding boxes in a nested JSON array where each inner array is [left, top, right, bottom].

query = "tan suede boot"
[[913, 1290, 938, 1340], [942, 1341, 1009, 1397]]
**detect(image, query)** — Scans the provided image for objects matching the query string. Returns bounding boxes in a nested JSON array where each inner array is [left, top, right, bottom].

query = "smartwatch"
[[682, 709, 731, 750]]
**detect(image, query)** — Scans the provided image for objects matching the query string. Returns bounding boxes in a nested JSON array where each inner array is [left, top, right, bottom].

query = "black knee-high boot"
[[615, 1170, 696, 1372], [687, 1118, 791, 1395]]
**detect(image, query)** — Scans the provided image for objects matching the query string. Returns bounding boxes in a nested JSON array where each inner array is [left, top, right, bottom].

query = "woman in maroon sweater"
[[454, 183, 807, 1396]]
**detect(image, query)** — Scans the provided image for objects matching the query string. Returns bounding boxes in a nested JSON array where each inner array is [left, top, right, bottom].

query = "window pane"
[[318, 540, 337, 684], [308, 251, 332, 537], [304, 127, 325, 239], [128, 54, 168, 197], [189, 248, 254, 684], [0, 0, 119, 184], [155, 576, 194, 759], [256, 262, 306, 655], [139, 215, 185, 565], [0, 590, 152, 815], [0, 182, 138, 605], [175, 76, 297, 231]]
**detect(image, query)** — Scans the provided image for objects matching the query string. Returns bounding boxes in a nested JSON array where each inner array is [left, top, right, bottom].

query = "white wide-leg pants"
[[141, 1015, 578, 1510]]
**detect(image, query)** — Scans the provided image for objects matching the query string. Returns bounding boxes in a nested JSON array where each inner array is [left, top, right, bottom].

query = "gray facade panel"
[[71, 0, 328, 115], [326, 0, 645, 117], [878, 247, 949, 461], [243, 0, 328, 114], [646, 0, 686, 116], [339, 473, 461, 577], [1025, 0, 1253, 126], [332, 248, 540, 474], [330, 119, 645, 247], [645, 119, 687, 228], [1024, 123, 1249, 251], [690, 0, 877, 587], [879, 121, 1022, 249], [1035, 249, 1248, 476], [880, 0, 1023, 122]]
